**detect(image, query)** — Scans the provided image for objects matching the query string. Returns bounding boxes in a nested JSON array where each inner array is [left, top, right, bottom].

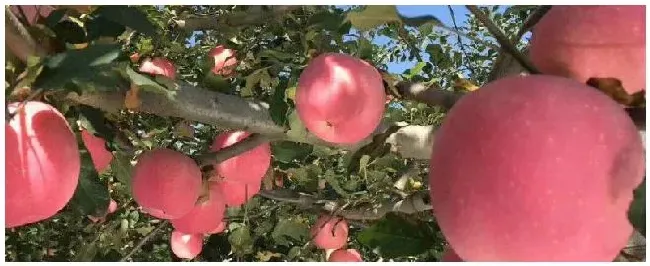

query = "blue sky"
[[188, 6, 511, 74]]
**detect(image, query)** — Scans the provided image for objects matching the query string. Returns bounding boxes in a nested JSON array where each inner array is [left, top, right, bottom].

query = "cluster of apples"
[[131, 46, 275, 259], [429, 6, 645, 261], [309, 215, 363, 262]]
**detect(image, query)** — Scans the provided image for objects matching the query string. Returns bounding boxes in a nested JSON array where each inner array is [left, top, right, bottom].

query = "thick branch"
[[258, 189, 431, 221], [5, 7, 47, 64], [396, 82, 465, 110], [175, 6, 299, 31], [465, 5, 540, 74], [65, 81, 435, 160]]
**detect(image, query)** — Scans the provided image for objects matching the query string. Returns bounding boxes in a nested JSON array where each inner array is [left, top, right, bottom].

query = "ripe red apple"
[[6, 101, 81, 228], [10, 5, 55, 26], [208, 45, 238, 77], [170, 230, 203, 259], [88, 198, 118, 223], [130, 53, 141, 63], [132, 148, 202, 219], [209, 179, 261, 207], [207, 221, 227, 235], [138, 57, 177, 80], [311, 215, 349, 250], [530, 6, 646, 93], [80, 129, 113, 173], [171, 186, 227, 234], [328, 249, 363, 262], [429, 75, 645, 261], [441, 247, 463, 262], [296, 53, 386, 144], [210, 131, 271, 184]]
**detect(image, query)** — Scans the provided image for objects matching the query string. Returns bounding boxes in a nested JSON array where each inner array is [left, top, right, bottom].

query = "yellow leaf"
[[586, 77, 645, 107], [124, 83, 141, 110], [72, 43, 88, 50], [173, 120, 195, 138], [453, 78, 480, 92]]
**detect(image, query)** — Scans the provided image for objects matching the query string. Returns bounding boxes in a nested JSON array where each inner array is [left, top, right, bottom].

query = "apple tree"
[[4, 5, 646, 262]]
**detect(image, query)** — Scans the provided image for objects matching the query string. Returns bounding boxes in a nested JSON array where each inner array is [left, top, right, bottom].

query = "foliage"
[[5, 5, 645, 262]]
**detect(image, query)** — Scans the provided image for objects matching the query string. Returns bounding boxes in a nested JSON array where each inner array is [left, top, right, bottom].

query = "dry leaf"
[[586, 77, 644, 107], [173, 120, 195, 138], [124, 83, 140, 110], [453, 78, 480, 92]]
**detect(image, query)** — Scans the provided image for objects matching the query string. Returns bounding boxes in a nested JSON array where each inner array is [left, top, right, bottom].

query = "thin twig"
[[514, 5, 552, 42], [5, 7, 40, 52], [465, 5, 540, 74], [447, 5, 474, 77], [119, 220, 169, 262]]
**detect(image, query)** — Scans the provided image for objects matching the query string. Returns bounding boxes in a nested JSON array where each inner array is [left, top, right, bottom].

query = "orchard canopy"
[[4, 5, 647, 262]]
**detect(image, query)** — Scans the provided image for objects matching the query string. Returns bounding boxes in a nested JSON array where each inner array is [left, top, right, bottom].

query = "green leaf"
[[357, 213, 437, 258], [111, 151, 133, 190], [269, 85, 289, 126], [346, 6, 401, 31], [93, 6, 157, 37], [258, 50, 295, 62], [44, 43, 122, 70], [68, 145, 111, 217], [73, 242, 98, 262], [203, 72, 232, 94], [271, 219, 310, 246], [52, 20, 87, 44], [628, 179, 646, 236], [228, 226, 254, 255], [323, 169, 348, 196], [271, 141, 313, 163], [121, 67, 175, 98], [85, 15, 126, 40], [286, 110, 309, 142], [357, 37, 374, 60], [243, 67, 270, 97], [308, 10, 345, 31], [404, 61, 427, 79], [76, 105, 114, 142], [399, 14, 443, 28]]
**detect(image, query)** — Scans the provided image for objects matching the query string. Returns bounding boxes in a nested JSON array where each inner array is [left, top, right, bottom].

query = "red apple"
[[530, 5, 646, 93], [328, 249, 363, 262], [132, 149, 202, 219], [296, 53, 386, 144], [170, 230, 203, 259], [208, 45, 238, 77], [138, 57, 177, 80], [171, 185, 227, 234], [6, 101, 80, 228], [80, 129, 113, 173], [429, 75, 645, 261], [311, 215, 349, 250], [209, 131, 271, 184], [209, 179, 261, 207]]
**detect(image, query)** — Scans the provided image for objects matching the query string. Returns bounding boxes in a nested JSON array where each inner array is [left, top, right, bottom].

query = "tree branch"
[[120, 220, 169, 262], [258, 189, 431, 221], [514, 5, 551, 42], [174, 6, 300, 31], [465, 5, 540, 74], [395, 81, 465, 110], [196, 133, 271, 167], [64, 81, 436, 160], [5, 7, 47, 64]]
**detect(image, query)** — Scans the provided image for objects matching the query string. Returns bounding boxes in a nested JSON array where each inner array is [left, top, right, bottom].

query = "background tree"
[[5, 5, 646, 262]]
